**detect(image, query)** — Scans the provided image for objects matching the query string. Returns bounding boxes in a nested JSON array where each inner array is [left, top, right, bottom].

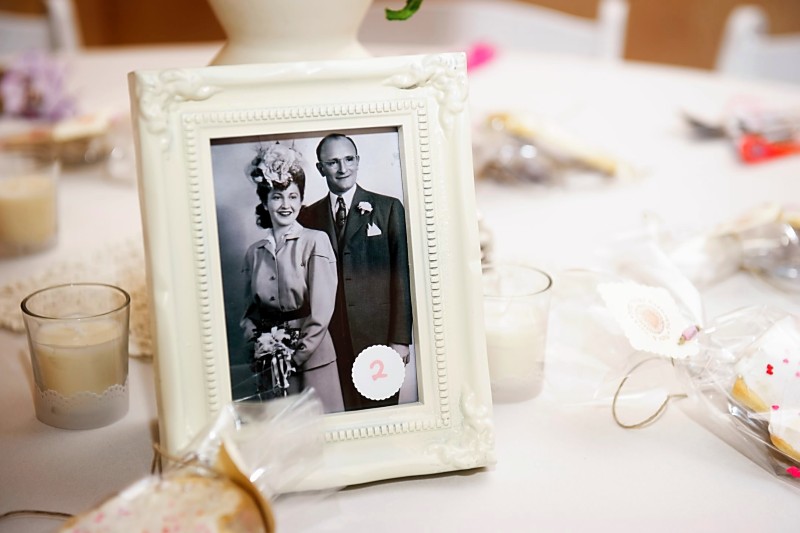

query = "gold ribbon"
[[612, 356, 687, 429]]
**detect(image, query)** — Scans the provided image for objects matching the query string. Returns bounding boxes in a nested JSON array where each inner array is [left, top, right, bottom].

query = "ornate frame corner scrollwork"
[[385, 54, 469, 136], [428, 390, 496, 469], [135, 68, 220, 151]]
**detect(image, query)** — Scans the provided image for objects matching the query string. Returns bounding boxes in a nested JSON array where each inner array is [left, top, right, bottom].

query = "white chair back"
[[46, 0, 80, 51], [0, 0, 80, 55], [360, 0, 629, 61], [716, 5, 800, 85]]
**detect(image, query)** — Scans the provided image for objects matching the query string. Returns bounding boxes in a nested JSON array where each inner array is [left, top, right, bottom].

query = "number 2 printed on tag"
[[352, 345, 405, 400]]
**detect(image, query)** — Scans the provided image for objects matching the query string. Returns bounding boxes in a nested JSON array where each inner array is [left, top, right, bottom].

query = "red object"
[[737, 134, 800, 163]]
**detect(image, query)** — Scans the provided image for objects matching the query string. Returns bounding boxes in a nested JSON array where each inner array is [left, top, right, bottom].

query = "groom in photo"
[[299, 133, 412, 411]]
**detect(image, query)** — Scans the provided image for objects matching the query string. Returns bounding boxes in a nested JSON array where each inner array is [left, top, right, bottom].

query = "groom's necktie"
[[335, 195, 347, 241]]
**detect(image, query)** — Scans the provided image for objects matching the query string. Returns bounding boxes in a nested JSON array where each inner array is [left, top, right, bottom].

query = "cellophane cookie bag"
[[60, 389, 326, 532], [678, 306, 800, 489]]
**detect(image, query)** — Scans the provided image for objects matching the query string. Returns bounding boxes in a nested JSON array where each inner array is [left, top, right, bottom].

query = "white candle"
[[31, 319, 128, 396], [22, 283, 131, 429], [484, 302, 547, 391], [0, 173, 57, 249], [482, 264, 552, 401]]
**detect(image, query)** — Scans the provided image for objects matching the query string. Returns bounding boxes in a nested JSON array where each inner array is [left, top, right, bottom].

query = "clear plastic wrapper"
[[654, 224, 743, 291], [59, 390, 328, 532], [184, 389, 326, 500], [542, 203, 800, 494], [677, 306, 800, 488], [612, 205, 800, 292], [549, 271, 800, 488], [472, 111, 638, 185], [544, 209, 800, 486], [737, 220, 800, 293], [547, 205, 800, 412], [602, 220, 706, 322], [547, 267, 698, 412], [683, 102, 800, 163], [545, 219, 705, 410]]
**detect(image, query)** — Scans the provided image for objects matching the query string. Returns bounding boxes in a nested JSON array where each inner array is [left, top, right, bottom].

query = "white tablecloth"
[[2, 44, 800, 532]]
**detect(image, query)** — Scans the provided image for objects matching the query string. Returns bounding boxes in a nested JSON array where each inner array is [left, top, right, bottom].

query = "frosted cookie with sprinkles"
[[60, 473, 272, 533], [731, 316, 800, 413]]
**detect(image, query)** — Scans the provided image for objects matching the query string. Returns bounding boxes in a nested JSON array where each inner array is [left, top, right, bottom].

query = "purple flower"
[[0, 51, 76, 121]]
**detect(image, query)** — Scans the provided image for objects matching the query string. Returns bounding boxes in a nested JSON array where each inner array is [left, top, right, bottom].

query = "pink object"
[[771, 405, 780, 410], [466, 42, 497, 71], [370, 359, 388, 381], [787, 466, 800, 478], [678, 325, 700, 345]]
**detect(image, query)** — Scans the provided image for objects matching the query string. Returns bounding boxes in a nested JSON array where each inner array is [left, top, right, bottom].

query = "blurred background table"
[[1, 43, 800, 532]]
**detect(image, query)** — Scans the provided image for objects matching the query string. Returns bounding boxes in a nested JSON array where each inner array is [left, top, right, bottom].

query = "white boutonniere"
[[367, 222, 382, 237], [357, 201, 373, 215]]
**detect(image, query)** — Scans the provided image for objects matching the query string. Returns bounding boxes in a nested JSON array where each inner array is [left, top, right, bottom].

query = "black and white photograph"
[[210, 128, 419, 413]]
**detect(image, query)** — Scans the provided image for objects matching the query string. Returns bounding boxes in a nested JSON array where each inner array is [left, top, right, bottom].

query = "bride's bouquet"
[[253, 326, 301, 396]]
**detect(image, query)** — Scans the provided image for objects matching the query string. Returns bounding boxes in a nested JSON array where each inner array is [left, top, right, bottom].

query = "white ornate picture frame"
[[129, 53, 493, 488]]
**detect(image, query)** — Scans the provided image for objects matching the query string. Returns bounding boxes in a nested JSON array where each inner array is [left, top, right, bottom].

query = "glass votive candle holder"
[[0, 149, 59, 256], [482, 263, 553, 402], [21, 283, 131, 430]]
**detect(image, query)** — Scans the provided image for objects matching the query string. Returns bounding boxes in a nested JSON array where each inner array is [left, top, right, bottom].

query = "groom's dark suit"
[[299, 185, 412, 410]]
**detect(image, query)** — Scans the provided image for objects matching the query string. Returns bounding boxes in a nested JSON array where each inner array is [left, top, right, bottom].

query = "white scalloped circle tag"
[[352, 345, 405, 401], [598, 281, 699, 359]]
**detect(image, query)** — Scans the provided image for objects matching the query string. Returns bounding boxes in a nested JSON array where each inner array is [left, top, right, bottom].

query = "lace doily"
[[35, 380, 129, 429], [0, 239, 153, 357], [37, 381, 129, 409]]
